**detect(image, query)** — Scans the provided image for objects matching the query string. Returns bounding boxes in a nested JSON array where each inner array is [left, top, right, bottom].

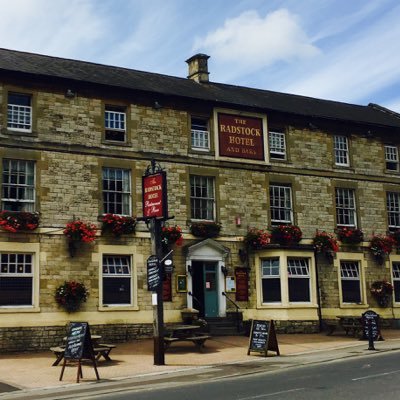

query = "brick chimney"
[[186, 54, 210, 83]]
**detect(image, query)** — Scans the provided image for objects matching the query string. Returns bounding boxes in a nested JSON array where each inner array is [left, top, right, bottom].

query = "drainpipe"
[[314, 250, 324, 332]]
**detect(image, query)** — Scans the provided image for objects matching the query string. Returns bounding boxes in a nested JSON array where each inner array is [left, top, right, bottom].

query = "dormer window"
[[105, 106, 126, 142], [385, 145, 399, 171], [191, 117, 209, 151], [269, 131, 286, 160], [7, 92, 32, 132]]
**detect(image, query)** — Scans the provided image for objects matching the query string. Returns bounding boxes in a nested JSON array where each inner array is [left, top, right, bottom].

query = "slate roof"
[[1, 47, 400, 129]]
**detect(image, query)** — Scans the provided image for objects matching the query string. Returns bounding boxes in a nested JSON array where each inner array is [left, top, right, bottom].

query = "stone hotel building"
[[1, 48, 400, 350]]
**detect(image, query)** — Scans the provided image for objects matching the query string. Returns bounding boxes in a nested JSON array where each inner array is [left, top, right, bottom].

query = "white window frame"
[[7, 92, 32, 132], [270, 184, 293, 225], [335, 188, 356, 227], [0, 242, 39, 312], [261, 258, 281, 303], [1, 159, 36, 212], [102, 255, 132, 306], [385, 145, 399, 171], [98, 245, 138, 311], [191, 117, 210, 151], [256, 250, 316, 309], [102, 167, 132, 216], [387, 191, 400, 230], [340, 261, 361, 304], [334, 252, 367, 308], [334, 135, 349, 166], [190, 175, 215, 221], [392, 261, 400, 304], [105, 107, 126, 142], [269, 131, 286, 160], [287, 258, 311, 303]]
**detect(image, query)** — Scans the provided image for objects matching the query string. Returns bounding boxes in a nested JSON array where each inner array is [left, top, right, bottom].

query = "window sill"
[[339, 303, 368, 309], [258, 303, 317, 309], [0, 306, 40, 313], [101, 140, 131, 147], [5, 129, 36, 137], [98, 305, 139, 311]]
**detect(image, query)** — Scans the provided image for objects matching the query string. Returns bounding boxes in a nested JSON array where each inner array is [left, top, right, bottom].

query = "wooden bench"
[[50, 344, 116, 366], [164, 335, 211, 352]]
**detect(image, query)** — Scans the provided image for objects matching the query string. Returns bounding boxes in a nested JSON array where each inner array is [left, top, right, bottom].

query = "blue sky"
[[1, 0, 400, 112]]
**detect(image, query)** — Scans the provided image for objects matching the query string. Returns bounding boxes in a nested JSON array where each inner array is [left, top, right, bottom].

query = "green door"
[[204, 263, 218, 317]]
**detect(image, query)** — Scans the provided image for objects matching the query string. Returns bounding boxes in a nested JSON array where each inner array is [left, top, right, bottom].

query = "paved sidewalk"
[[1, 330, 400, 393]]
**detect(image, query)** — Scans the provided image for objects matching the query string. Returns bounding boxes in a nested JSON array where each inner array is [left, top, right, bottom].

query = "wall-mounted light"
[[153, 101, 162, 110], [65, 89, 76, 99], [235, 215, 241, 226], [221, 265, 230, 276], [239, 249, 247, 263], [187, 264, 193, 276]]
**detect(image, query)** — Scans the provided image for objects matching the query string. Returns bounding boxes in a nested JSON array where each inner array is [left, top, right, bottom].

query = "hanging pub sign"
[[235, 267, 249, 301], [217, 113, 265, 161], [142, 170, 168, 219]]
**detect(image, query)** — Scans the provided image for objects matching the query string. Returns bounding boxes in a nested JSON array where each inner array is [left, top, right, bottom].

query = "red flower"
[[64, 220, 97, 243]]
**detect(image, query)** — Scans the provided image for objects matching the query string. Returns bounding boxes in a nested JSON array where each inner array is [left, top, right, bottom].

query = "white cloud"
[[283, 6, 400, 105], [0, 0, 106, 60], [192, 9, 319, 81]]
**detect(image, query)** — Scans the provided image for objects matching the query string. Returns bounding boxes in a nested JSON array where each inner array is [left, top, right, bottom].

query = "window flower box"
[[270, 224, 302, 245], [0, 211, 39, 232], [337, 227, 364, 245], [243, 228, 271, 250], [370, 280, 393, 307], [190, 221, 221, 238], [101, 213, 136, 237], [55, 280, 88, 312]]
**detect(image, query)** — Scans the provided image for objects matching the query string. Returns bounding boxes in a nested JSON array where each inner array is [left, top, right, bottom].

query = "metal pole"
[[367, 320, 375, 351], [150, 218, 165, 365]]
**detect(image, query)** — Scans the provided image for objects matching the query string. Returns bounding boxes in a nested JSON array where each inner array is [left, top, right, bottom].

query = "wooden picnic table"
[[164, 324, 211, 352]]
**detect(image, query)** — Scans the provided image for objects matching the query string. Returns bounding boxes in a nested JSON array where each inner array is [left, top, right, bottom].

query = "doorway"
[[192, 261, 219, 317]]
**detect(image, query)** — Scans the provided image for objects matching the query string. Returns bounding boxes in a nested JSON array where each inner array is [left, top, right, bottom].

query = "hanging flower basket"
[[243, 228, 271, 250], [55, 280, 88, 312], [270, 225, 302, 245], [161, 225, 183, 247], [337, 227, 364, 245], [63, 220, 97, 257], [101, 214, 136, 237], [370, 280, 393, 307], [369, 235, 395, 264], [190, 221, 222, 238], [0, 211, 39, 232], [313, 231, 339, 261]]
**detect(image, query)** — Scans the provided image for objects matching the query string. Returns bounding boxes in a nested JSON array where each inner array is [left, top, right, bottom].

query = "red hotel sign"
[[142, 172, 168, 219], [218, 113, 265, 161]]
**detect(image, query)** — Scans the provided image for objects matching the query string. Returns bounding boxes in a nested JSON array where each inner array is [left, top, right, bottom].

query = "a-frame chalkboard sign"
[[59, 322, 100, 383], [247, 319, 280, 357]]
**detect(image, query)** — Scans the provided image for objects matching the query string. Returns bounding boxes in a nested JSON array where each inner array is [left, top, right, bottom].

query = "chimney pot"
[[186, 53, 210, 83]]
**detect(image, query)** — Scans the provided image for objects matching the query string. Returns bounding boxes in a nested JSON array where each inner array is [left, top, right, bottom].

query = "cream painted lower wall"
[[0, 309, 183, 328], [242, 307, 319, 321]]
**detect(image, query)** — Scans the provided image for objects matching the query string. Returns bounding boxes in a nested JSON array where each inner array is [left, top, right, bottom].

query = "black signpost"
[[60, 322, 100, 383], [247, 319, 280, 357], [138, 160, 173, 366]]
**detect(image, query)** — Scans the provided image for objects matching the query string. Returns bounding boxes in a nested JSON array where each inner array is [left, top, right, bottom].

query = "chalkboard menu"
[[147, 255, 161, 291], [60, 322, 99, 383], [64, 322, 94, 360], [361, 310, 381, 341], [247, 319, 280, 357]]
